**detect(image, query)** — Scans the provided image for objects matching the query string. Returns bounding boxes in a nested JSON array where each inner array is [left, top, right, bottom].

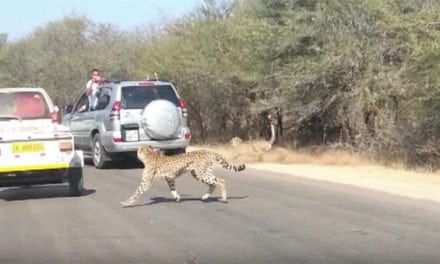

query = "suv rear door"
[[119, 83, 182, 141]]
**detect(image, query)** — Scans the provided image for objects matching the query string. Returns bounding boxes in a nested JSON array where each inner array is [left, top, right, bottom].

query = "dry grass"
[[188, 144, 440, 202], [190, 144, 366, 166]]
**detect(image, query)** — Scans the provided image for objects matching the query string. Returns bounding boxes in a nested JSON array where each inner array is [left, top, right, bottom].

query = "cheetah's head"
[[137, 145, 159, 161]]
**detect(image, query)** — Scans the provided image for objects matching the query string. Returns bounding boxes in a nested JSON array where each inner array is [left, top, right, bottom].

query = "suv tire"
[[92, 133, 110, 169], [141, 99, 179, 139]]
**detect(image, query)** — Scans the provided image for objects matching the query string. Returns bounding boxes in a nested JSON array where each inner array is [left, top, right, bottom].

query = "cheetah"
[[121, 145, 246, 207]]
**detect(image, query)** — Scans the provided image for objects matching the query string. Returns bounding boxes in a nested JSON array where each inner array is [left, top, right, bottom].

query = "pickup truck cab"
[[0, 88, 84, 196]]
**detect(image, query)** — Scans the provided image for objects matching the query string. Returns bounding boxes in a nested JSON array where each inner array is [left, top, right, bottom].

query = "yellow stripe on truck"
[[0, 163, 70, 172]]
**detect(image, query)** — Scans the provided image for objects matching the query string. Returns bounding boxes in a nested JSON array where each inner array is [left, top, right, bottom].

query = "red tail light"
[[112, 101, 121, 111], [178, 99, 186, 108], [59, 141, 73, 152], [179, 99, 187, 117], [110, 101, 121, 121], [51, 112, 58, 123]]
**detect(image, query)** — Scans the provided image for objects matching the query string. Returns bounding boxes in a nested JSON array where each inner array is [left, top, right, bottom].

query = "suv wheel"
[[92, 133, 110, 169], [68, 167, 84, 196]]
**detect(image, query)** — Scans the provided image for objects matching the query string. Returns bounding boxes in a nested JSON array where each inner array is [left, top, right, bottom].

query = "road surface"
[[1, 162, 440, 263]]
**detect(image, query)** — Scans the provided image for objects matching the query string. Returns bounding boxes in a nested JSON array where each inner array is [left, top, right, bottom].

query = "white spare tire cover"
[[141, 99, 179, 139]]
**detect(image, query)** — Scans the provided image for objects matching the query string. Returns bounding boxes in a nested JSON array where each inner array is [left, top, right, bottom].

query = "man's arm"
[[84, 80, 92, 95]]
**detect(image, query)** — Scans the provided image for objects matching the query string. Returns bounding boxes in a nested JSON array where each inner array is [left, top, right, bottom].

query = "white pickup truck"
[[0, 88, 84, 196]]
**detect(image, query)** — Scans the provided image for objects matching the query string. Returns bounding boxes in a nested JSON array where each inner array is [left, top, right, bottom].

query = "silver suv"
[[62, 80, 191, 168]]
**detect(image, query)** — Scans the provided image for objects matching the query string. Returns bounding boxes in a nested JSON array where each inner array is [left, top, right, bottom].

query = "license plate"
[[125, 130, 139, 142], [12, 142, 45, 153]]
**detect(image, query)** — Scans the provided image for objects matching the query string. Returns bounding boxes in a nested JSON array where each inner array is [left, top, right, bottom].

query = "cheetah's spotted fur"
[[121, 145, 246, 207]]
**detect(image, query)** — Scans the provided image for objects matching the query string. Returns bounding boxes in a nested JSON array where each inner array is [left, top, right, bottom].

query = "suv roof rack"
[[103, 79, 122, 84], [102, 79, 171, 84], [143, 78, 169, 82]]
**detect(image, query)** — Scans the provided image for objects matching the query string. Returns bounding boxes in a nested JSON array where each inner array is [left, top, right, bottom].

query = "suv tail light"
[[110, 101, 121, 121], [178, 99, 186, 108], [178, 99, 188, 117]]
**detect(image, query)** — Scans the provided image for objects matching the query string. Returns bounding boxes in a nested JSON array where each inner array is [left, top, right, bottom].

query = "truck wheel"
[[92, 133, 110, 169], [68, 167, 84, 196]]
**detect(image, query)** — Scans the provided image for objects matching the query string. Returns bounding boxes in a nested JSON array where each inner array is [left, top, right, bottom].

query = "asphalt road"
[[1, 162, 440, 264]]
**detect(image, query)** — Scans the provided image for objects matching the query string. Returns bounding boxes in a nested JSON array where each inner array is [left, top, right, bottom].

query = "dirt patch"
[[188, 144, 440, 203]]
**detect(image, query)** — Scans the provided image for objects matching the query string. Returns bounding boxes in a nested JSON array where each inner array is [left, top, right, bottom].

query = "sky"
[[0, 0, 202, 40]]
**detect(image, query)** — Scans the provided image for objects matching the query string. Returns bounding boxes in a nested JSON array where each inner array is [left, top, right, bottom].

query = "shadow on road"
[[123, 195, 250, 207], [84, 157, 143, 170], [0, 185, 96, 201]]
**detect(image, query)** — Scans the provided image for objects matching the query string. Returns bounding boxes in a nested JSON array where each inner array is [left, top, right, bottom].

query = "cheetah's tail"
[[214, 154, 246, 172]]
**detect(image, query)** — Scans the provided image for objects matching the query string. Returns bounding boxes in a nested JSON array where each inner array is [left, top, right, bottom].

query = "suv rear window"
[[0, 91, 50, 119], [121, 85, 179, 109]]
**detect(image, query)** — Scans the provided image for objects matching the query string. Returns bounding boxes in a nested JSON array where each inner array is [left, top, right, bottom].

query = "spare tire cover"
[[141, 99, 179, 139]]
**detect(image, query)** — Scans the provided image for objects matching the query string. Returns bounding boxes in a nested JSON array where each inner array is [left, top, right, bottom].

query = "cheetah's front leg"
[[121, 174, 154, 207], [165, 177, 180, 202]]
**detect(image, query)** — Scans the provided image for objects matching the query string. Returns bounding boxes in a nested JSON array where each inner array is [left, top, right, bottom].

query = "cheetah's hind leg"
[[197, 169, 227, 203], [191, 169, 214, 201], [201, 184, 216, 201]]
